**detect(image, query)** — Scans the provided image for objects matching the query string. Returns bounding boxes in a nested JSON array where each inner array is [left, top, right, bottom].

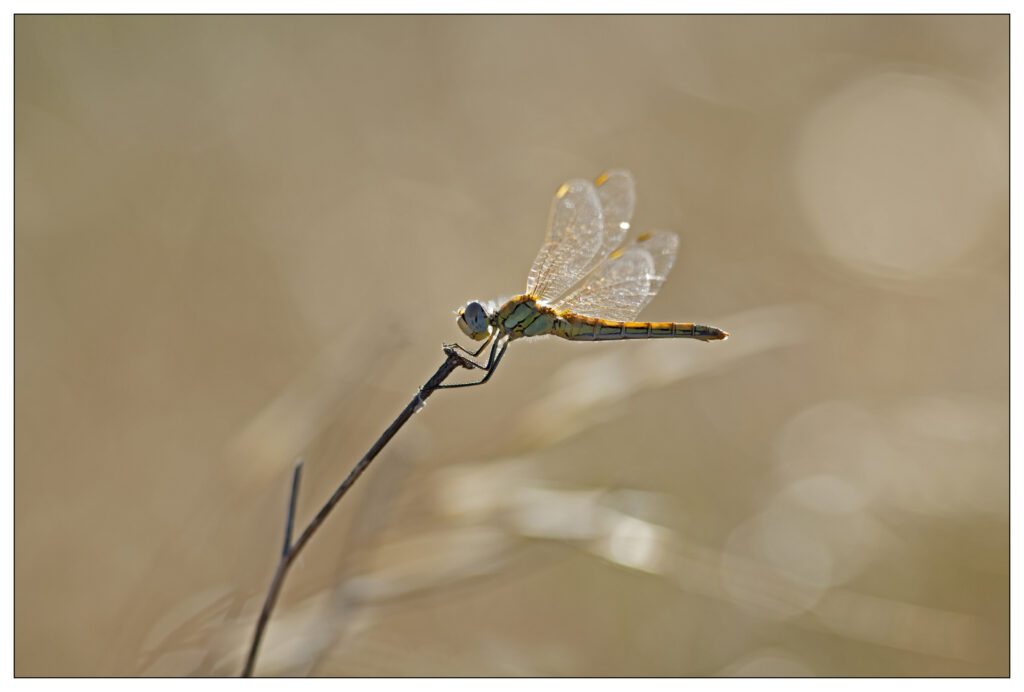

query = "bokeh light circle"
[[795, 71, 1002, 279]]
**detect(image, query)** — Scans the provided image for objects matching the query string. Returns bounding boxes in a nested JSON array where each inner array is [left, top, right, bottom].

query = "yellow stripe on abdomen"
[[553, 316, 728, 342]]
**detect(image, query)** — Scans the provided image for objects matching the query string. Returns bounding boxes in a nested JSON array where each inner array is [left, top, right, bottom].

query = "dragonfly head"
[[456, 300, 492, 341]]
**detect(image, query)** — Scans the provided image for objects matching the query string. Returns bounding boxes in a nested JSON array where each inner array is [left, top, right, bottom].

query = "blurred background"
[[15, 15, 1007, 676]]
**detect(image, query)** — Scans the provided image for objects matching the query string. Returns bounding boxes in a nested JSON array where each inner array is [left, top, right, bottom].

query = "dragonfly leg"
[[445, 334, 494, 364], [437, 338, 508, 389]]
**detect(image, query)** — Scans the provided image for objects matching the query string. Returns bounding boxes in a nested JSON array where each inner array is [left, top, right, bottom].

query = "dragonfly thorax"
[[456, 300, 492, 341]]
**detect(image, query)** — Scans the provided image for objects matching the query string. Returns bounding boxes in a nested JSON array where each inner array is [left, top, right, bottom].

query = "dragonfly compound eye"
[[457, 301, 490, 340]]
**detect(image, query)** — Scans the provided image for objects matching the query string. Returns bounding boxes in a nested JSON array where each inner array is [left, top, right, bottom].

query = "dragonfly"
[[442, 169, 728, 388]]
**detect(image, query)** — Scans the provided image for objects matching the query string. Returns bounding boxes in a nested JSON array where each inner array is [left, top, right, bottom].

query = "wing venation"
[[553, 230, 679, 321]]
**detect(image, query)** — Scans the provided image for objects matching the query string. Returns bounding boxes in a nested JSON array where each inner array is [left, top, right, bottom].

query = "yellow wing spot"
[[608, 248, 625, 260], [637, 232, 652, 242], [556, 183, 571, 198], [595, 172, 610, 186]]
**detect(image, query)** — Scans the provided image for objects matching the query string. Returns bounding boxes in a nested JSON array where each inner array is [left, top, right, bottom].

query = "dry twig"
[[241, 346, 477, 676]]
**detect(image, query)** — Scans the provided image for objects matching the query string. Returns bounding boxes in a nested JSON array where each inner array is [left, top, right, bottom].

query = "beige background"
[[15, 15, 1008, 676]]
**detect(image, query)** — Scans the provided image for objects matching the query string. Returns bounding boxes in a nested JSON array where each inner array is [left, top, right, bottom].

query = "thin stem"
[[241, 347, 473, 677], [282, 461, 303, 557]]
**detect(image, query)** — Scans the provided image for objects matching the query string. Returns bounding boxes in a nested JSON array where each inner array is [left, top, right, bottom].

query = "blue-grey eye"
[[464, 302, 488, 332]]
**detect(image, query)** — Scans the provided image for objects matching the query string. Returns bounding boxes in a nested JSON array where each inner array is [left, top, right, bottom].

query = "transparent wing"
[[593, 169, 636, 261], [553, 231, 680, 321], [526, 179, 605, 303], [526, 170, 636, 303]]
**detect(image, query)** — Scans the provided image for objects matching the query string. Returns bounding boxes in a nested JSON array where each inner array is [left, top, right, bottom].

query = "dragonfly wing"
[[526, 179, 605, 303], [593, 169, 635, 260], [553, 231, 679, 322]]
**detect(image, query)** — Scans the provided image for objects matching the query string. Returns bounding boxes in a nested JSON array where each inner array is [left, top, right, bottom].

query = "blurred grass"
[[15, 15, 1007, 676]]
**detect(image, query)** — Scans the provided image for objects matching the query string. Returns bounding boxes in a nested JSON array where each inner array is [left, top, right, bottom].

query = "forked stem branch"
[[241, 347, 475, 677]]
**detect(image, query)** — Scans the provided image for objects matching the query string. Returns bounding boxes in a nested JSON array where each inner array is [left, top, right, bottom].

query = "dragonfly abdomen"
[[553, 314, 728, 342]]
